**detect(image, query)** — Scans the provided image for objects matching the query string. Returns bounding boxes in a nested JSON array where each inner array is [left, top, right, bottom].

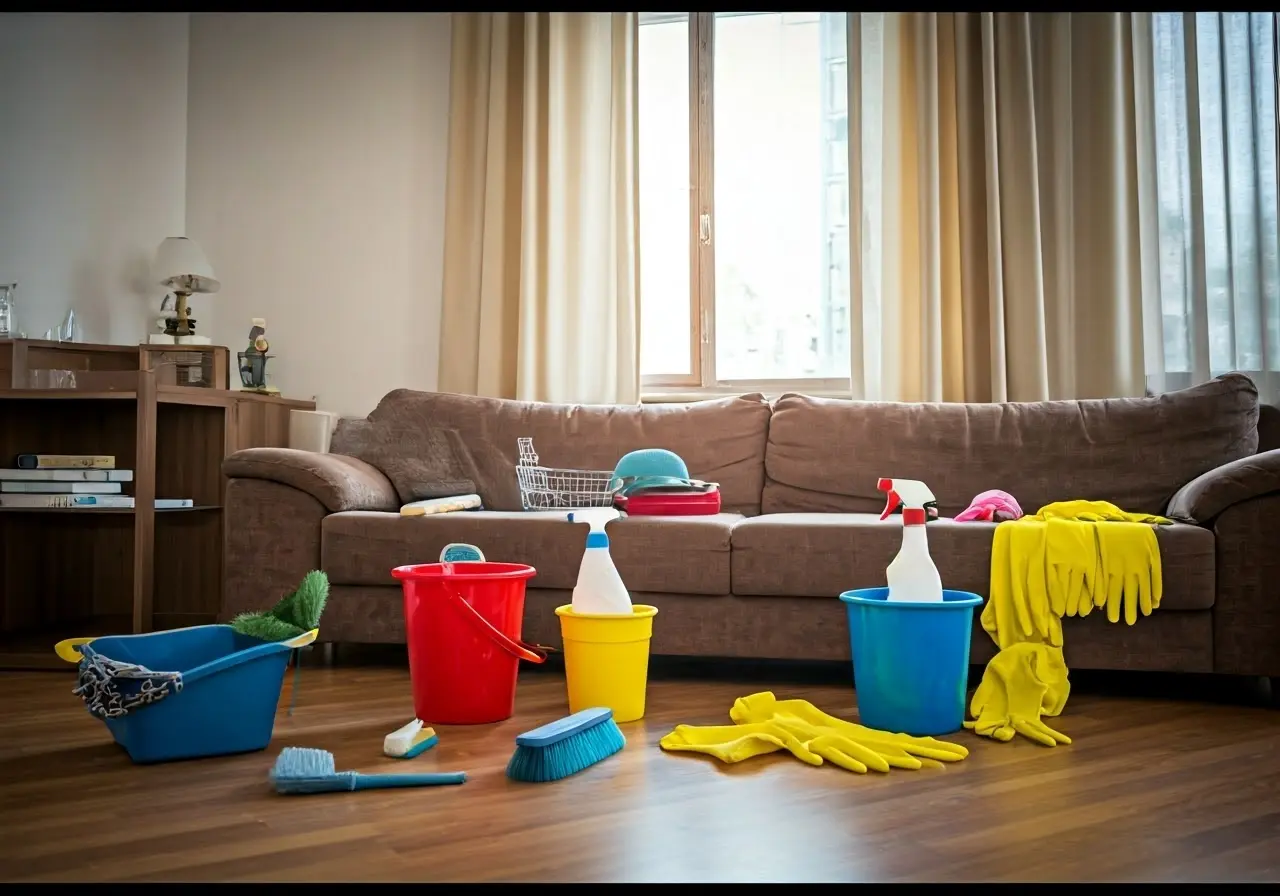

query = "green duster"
[[231, 570, 329, 642]]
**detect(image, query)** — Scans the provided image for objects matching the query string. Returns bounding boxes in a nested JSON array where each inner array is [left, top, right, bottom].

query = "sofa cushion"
[[730, 513, 1216, 612], [322, 510, 741, 594], [763, 374, 1260, 516], [331, 390, 772, 515]]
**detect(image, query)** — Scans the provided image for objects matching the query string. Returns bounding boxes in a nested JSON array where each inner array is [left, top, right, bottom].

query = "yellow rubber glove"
[[658, 720, 823, 766], [1044, 517, 1100, 619], [730, 692, 969, 768], [658, 718, 894, 774], [1032, 500, 1171, 526], [1095, 522, 1163, 625], [983, 521, 1062, 650], [964, 642, 1072, 747]]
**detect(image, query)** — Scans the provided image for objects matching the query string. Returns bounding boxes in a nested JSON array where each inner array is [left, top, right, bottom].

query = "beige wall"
[[186, 12, 453, 417], [0, 13, 190, 344]]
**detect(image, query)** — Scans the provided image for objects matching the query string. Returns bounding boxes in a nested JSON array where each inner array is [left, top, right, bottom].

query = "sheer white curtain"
[[1141, 12, 1280, 404]]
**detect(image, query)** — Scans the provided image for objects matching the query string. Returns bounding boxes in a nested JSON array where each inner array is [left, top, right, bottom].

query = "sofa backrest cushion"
[[762, 373, 1260, 516], [331, 390, 773, 515]]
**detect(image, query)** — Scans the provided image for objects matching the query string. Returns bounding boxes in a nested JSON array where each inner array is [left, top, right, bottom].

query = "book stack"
[[0, 454, 194, 509]]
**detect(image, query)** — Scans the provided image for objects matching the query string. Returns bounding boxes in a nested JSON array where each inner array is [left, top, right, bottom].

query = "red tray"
[[617, 488, 721, 516]]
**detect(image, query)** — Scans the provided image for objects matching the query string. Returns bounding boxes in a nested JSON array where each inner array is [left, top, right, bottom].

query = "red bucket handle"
[[443, 588, 553, 664]]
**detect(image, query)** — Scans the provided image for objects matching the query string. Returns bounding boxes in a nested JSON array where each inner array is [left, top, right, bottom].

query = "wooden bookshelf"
[[0, 340, 315, 670]]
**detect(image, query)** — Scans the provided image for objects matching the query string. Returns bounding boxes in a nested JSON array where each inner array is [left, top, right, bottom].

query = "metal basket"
[[515, 437, 616, 510]]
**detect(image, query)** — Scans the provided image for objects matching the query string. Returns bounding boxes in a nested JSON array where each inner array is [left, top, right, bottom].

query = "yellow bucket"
[[554, 604, 659, 723]]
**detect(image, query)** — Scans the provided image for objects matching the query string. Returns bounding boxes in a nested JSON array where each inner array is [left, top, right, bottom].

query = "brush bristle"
[[505, 716, 625, 783], [270, 747, 356, 794]]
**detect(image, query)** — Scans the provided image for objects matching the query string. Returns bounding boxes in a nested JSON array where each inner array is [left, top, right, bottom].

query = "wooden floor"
[[0, 659, 1277, 883]]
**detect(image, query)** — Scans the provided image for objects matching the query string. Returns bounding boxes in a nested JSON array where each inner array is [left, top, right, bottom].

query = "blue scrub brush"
[[505, 707, 626, 783], [270, 747, 467, 794]]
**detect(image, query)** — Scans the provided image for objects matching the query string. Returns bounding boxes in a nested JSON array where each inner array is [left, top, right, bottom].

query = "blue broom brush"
[[270, 747, 467, 794], [505, 707, 626, 783]]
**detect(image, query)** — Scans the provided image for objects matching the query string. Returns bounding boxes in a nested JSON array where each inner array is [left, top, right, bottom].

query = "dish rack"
[[515, 437, 616, 510]]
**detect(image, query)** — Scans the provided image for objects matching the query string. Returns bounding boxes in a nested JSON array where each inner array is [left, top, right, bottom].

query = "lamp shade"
[[153, 237, 221, 294]]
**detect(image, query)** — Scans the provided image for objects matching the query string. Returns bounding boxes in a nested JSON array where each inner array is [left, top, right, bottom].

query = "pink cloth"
[[954, 489, 1024, 523]]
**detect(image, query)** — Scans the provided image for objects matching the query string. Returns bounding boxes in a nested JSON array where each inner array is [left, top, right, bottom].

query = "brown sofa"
[[221, 373, 1280, 682]]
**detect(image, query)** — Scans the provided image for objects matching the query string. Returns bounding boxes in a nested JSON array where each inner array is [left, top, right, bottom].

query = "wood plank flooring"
[[0, 660, 1276, 883]]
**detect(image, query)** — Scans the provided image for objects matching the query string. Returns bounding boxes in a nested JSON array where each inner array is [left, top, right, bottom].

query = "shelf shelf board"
[[0, 613, 133, 671], [0, 504, 222, 515], [0, 390, 138, 401]]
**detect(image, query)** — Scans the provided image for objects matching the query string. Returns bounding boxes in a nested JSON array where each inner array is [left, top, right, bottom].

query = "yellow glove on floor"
[[964, 642, 1072, 747], [730, 691, 969, 768], [658, 718, 895, 774], [658, 720, 823, 766], [1044, 517, 1100, 619], [983, 520, 1062, 650], [1031, 499, 1171, 526], [1095, 521, 1163, 624]]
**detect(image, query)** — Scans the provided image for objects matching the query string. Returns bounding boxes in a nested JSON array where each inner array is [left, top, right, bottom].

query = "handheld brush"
[[505, 707, 626, 783], [270, 747, 466, 795]]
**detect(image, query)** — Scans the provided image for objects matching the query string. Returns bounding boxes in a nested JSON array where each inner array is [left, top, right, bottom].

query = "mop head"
[[232, 570, 329, 642], [505, 707, 626, 783]]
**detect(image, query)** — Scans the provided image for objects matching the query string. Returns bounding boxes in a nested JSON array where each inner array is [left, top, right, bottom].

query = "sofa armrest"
[[223, 447, 399, 513], [1167, 448, 1280, 525]]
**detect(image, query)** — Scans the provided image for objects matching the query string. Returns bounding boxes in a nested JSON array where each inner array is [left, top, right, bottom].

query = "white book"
[[1, 481, 122, 494], [0, 469, 133, 482], [0, 495, 194, 509]]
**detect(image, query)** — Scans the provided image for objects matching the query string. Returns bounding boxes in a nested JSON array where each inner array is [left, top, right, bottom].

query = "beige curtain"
[[853, 12, 1149, 402], [436, 13, 641, 404]]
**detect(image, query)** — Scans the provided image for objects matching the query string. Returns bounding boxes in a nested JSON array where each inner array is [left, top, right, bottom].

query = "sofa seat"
[[322, 510, 742, 594], [730, 513, 1217, 611]]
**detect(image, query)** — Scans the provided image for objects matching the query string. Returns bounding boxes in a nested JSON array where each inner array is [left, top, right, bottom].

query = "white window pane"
[[638, 14, 692, 378], [1151, 12, 1194, 374], [712, 11, 850, 381]]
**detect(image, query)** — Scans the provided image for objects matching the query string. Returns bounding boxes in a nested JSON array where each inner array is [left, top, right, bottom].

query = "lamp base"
[[163, 290, 195, 338]]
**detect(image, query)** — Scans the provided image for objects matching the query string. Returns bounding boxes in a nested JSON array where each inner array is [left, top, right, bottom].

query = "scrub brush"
[[384, 719, 439, 759], [269, 747, 466, 794], [505, 707, 626, 783]]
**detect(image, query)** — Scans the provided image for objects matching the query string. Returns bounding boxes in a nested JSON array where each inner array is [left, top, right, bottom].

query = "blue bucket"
[[66, 624, 307, 764], [839, 588, 984, 737]]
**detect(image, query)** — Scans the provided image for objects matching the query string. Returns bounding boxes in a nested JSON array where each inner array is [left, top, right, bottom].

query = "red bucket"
[[391, 562, 548, 725]]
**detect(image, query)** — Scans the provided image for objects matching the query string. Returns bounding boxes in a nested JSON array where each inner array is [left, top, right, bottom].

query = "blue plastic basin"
[[839, 587, 984, 737], [79, 624, 296, 764]]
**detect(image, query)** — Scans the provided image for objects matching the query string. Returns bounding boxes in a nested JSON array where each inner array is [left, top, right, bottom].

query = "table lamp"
[[153, 237, 220, 338]]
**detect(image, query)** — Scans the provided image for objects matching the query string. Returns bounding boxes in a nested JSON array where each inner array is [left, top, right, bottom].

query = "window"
[[1148, 12, 1280, 390], [638, 11, 851, 393]]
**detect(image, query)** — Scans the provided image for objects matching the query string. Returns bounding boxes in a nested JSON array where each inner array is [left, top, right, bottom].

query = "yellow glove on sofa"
[[983, 520, 1062, 650], [1031, 499, 1171, 526], [1044, 517, 1100, 618], [1096, 521, 1163, 624], [965, 642, 1072, 747]]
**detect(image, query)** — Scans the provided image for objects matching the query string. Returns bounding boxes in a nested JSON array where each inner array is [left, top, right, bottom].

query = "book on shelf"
[[1, 481, 122, 494], [0, 495, 194, 509], [0, 468, 133, 482], [15, 454, 115, 470]]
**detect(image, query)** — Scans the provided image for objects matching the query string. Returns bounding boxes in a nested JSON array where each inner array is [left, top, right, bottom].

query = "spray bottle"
[[878, 478, 944, 604], [567, 507, 633, 615]]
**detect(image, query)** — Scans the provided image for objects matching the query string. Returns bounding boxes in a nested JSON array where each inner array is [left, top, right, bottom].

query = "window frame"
[[639, 11, 857, 402]]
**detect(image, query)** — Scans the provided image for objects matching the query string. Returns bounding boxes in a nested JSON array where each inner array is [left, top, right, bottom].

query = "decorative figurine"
[[238, 317, 278, 393]]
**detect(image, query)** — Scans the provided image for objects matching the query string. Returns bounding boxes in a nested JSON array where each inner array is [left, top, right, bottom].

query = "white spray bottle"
[[568, 507, 633, 615], [878, 477, 944, 604]]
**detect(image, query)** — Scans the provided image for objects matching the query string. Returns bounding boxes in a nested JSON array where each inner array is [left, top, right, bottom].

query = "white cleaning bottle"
[[568, 507, 633, 615], [878, 477, 944, 603]]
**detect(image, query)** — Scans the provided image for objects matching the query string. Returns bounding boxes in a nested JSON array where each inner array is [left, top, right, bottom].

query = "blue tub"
[[58, 624, 315, 764], [839, 588, 984, 737]]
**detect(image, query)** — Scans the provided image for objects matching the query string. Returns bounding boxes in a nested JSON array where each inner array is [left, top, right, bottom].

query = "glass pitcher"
[[0, 283, 16, 338]]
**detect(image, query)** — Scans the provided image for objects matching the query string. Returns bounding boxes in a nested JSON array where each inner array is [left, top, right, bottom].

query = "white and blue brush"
[[384, 719, 439, 759], [270, 747, 466, 795]]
